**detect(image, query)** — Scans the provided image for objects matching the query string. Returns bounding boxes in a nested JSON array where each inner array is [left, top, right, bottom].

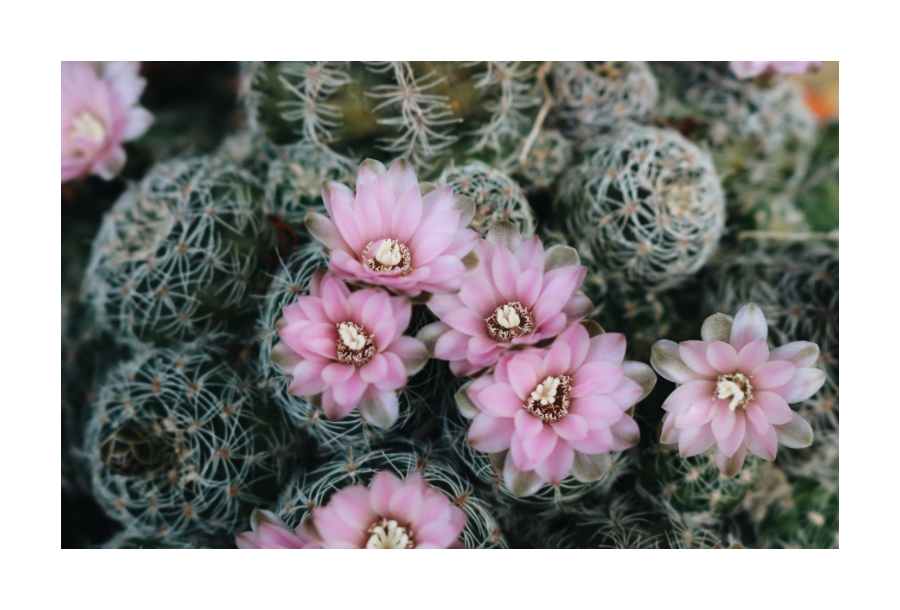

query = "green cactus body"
[[83, 155, 269, 347], [653, 62, 816, 231], [548, 61, 659, 138], [86, 346, 299, 540], [437, 161, 535, 238], [555, 124, 725, 291]]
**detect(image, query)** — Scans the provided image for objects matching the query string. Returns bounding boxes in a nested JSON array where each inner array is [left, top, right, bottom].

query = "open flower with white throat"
[[304, 157, 479, 299], [418, 220, 591, 377], [458, 323, 656, 496], [651, 303, 825, 477], [62, 62, 153, 182], [312, 471, 466, 549], [270, 271, 428, 428]]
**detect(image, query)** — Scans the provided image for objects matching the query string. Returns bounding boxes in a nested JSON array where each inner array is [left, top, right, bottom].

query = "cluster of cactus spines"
[[514, 128, 573, 190], [642, 445, 761, 516], [556, 124, 726, 291], [653, 62, 816, 225], [278, 62, 352, 145], [82, 155, 268, 346], [466, 61, 542, 161], [437, 161, 535, 238], [757, 477, 838, 549], [247, 62, 556, 175], [86, 345, 299, 540], [275, 446, 507, 548], [263, 141, 356, 226], [548, 62, 659, 138]]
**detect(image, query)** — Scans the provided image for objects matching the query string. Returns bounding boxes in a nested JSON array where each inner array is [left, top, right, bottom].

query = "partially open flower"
[[651, 303, 825, 477], [270, 270, 429, 428], [729, 61, 824, 80], [418, 221, 591, 377], [305, 158, 479, 299], [313, 471, 466, 549], [459, 323, 656, 496], [235, 509, 322, 549], [62, 62, 153, 182]]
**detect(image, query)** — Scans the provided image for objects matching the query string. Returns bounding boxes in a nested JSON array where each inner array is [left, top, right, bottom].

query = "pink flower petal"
[[717, 409, 746, 458], [678, 424, 716, 458], [522, 424, 558, 465], [474, 383, 525, 417], [571, 361, 623, 396], [750, 391, 795, 425], [662, 380, 717, 414], [768, 341, 820, 368], [679, 341, 717, 377], [569, 395, 624, 428], [330, 485, 377, 532], [729, 303, 768, 352], [770, 367, 826, 404], [507, 358, 540, 400], [552, 413, 588, 441], [745, 422, 778, 460], [714, 442, 747, 477], [609, 415, 640, 450], [514, 408, 545, 439], [752, 360, 796, 390], [368, 471, 403, 516], [737, 338, 769, 373], [515, 268, 543, 308], [707, 341, 738, 373], [467, 412, 515, 453], [744, 403, 769, 435], [491, 243, 522, 302], [567, 427, 614, 454], [534, 441, 575, 485]]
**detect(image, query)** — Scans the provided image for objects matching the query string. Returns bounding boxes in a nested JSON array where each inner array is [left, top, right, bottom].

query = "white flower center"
[[374, 239, 403, 267], [70, 111, 106, 145], [531, 376, 561, 405], [496, 305, 520, 329], [715, 373, 754, 411], [366, 518, 414, 549], [338, 322, 366, 351]]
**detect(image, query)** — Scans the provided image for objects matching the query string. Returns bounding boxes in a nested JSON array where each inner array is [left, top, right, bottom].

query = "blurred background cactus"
[[63, 61, 838, 549]]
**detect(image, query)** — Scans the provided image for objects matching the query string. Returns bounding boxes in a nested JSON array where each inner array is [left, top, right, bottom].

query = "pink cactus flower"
[[418, 221, 592, 377], [729, 61, 824, 80], [304, 158, 479, 299], [458, 322, 656, 496], [313, 471, 466, 549], [270, 270, 429, 428], [651, 303, 825, 477], [235, 509, 322, 549], [61, 61, 153, 182]]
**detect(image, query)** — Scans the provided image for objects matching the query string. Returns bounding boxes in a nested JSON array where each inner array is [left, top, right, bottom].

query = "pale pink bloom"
[[418, 221, 592, 377], [729, 61, 824, 80], [313, 471, 466, 549], [651, 303, 824, 477], [235, 509, 322, 549], [304, 158, 479, 299], [270, 270, 429, 428], [459, 323, 656, 496], [61, 61, 153, 182]]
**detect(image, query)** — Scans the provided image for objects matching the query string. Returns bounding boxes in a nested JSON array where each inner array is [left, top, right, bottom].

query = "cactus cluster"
[[82, 155, 268, 346], [85, 345, 298, 541], [556, 124, 726, 291], [64, 61, 837, 549]]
